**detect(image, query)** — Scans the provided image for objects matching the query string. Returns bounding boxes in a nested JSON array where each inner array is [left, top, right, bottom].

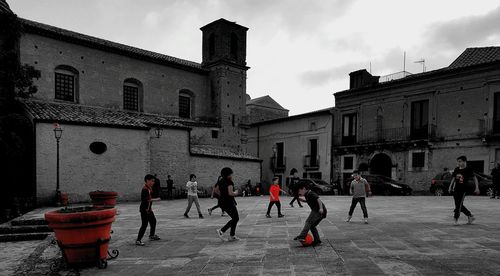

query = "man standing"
[[448, 156, 480, 225], [166, 175, 174, 200], [288, 168, 303, 208], [491, 163, 500, 199]]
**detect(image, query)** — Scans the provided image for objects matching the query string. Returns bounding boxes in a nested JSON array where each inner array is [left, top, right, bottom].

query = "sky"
[[9, 0, 500, 115]]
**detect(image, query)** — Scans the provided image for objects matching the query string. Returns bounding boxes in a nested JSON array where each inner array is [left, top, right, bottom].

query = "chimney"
[[349, 69, 379, 89]]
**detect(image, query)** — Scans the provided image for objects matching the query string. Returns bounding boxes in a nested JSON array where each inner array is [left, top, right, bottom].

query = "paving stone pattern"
[[4, 196, 500, 275]]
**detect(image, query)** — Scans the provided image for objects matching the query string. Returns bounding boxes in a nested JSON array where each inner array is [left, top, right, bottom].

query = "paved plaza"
[[3, 196, 500, 275]]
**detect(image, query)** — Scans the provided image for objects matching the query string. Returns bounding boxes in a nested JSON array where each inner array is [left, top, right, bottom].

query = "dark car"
[[430, 171, 494, 196], [360, 174, 413, 196], [297, 178, 335, 195]]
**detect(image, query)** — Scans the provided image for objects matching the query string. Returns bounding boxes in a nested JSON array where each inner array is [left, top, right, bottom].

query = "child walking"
[[136, 174, 161, 246], [216, 167, 240, 241], [184, 174, 204, 219], [293, 181, 327, 247], [266, 177, 285, 218], [208, 176, 225, 216], [346, 171, 371, 224], [288, 168, 303, 207]]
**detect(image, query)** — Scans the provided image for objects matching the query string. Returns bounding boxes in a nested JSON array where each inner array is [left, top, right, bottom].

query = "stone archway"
[[370, 153, 392, 177]]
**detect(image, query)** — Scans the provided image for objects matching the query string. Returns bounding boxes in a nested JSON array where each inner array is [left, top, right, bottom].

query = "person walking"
[[266, 177, 285, 218], [184, 174, 204, 219], [491, 163, 500, 199], [166, 175, 174, 200], [136, 174, 161, 246], [345, 171, 371, 224], [216, 167, 240, 241], [208, 176, 225, 216], [448, 156, 480, 225], [288, 168, 303, 208]]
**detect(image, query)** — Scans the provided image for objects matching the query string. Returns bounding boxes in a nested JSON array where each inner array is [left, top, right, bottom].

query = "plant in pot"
[[88, 191, 119, 208], [44, 206, 117, 268]]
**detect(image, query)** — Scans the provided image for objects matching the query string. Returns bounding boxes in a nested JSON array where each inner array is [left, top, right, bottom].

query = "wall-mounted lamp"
[[154, 126, 163, 138]]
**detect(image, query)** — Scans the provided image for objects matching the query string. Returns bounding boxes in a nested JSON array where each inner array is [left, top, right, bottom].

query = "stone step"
[[10, 218, 48, 226], [0, 225, 52, 234], [0, 233, 49, 242]]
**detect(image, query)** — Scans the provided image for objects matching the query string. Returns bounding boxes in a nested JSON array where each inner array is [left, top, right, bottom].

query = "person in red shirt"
[[266, 177, 286, 218]]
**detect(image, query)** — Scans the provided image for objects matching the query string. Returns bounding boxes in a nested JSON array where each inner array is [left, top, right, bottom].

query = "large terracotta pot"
[[89, 191, 118, 207], [45, 206, 116, 266]]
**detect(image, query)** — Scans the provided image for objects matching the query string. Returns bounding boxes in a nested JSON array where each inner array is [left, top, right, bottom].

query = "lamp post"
[[53, 123, 63, 205]]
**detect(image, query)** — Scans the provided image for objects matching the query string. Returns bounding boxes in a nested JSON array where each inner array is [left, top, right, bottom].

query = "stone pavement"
[[3, 196, 500, 275]]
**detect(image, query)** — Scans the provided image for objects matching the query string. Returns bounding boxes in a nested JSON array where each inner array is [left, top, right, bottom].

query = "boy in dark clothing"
[[448, 156, 479, 225], [216, 167, 240, 242], [288, 168, 303, 207], [166, 175, 174, 200], [266, 177, 286, 218], [136, 174, 161, 246], [293, 181, 327, 246]]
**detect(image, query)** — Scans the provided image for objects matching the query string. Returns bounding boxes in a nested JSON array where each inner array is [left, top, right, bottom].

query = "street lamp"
[[154, 126, 163, 138], [53, 123, 63, 205]]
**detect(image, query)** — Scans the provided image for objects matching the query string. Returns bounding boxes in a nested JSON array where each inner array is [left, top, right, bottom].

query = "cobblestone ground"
[[4, 196, 500, 275]]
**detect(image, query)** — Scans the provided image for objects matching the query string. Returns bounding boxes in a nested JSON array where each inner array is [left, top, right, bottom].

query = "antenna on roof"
[[403, 51, 406, 72], [414, 58, 426, 72]]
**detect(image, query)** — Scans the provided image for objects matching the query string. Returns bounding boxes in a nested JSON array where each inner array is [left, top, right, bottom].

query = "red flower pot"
[[45, 206, 116, 266], [89, 191, 118, 207]]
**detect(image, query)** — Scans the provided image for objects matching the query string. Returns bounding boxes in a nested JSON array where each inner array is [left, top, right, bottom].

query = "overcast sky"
[[9, 0, 500, 115]]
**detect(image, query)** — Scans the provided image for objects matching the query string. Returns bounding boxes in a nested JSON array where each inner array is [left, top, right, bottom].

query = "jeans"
[[298, 211, 324, 242], [348, 197, 368, 218], [266, 201, 282, 215], [137, 211, 156, 241], [221, 204, 239, 236], [453, 191, 472, 219], [185, 195, 202, 215]]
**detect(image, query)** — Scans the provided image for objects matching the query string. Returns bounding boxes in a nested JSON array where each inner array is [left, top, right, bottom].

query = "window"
[[123, 85, 139, 111], [54, 65, 78, 102], [309, 139, 318, 167], [411, 100, 429, 139], [179, 95, 191, 118], [412, 152, 425, 168], [343, 156, 354, 170], [232, 114, 236, 127], [230, 33, 238, 59], [310, 122, 317, 131], [211, 130, 219, 139], [276, 142, 284, 167], [342, 113, 357, 145], [494, 93, 500, 133]]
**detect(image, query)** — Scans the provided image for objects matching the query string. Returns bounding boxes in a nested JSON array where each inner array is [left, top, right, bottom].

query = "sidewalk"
[[3, 196, 500, 275]]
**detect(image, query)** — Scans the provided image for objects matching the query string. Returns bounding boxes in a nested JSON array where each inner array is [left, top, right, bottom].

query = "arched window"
[[54, 65, 79, 102], [208, 34, 215, 59], [123, 78, 143, 111], [179, 90, 194, 119], [230, 33, 238, 59]]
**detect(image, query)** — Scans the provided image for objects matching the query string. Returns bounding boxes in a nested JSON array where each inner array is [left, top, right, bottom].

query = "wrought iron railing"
[[334, 124, 437, 146]]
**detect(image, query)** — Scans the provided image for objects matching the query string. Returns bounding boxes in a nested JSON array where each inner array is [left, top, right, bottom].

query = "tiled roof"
[[22, 99, 188, 129], [190, 145, 260, 161], [20, 18, 208, 74], [246, 95, 288, 110], [448, 47, 500, 69]]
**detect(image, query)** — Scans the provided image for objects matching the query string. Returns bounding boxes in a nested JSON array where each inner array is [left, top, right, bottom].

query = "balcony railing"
[[304, 155, 320, 169], [334, 125, 437, 146], [270, 156, 286, 173]]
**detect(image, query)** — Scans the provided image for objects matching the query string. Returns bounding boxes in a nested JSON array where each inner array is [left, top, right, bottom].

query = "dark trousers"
[[167, 188, 173, 199], [348, 197, 368, 218], [221, 204, 239, 236], [137, 211, 156, 241], [266, 201, 282, 215], [210, 201, 225, 214], [453, 191, 472, 219], [298, 211, 324, 242], [493, 184, 500, 197], [289, 191, 303, 207]]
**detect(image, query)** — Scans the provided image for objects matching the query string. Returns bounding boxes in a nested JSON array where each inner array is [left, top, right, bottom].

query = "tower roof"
[[200, 18, 248, 31]]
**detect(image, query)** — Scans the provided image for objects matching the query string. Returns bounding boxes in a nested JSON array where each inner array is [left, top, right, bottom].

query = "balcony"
[[270, 156, 286, 173], [304, 155, 320, 170], [334, 125, 437, 146]]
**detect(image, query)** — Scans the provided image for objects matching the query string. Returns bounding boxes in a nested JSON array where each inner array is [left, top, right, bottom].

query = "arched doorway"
[[370, 153, 392, 177]]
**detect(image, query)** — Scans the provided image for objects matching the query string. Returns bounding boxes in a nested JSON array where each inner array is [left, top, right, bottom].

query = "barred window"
[[179, 95, 191, 118], [123, 85, 139, 111], [55, 72, 75, 102], [412, 152, 425, 168]]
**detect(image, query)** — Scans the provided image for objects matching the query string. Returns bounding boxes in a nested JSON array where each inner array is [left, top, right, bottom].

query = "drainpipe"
[[257, 125, 262, 182]]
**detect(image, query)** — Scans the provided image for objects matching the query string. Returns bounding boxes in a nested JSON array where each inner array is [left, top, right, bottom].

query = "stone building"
[[246, 95, 289, 124], [246, 107, 336, 192], [3, 9, 262, 204], [333, 47, 500, 192]]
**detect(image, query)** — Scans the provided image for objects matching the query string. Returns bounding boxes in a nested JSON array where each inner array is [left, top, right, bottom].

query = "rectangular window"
[[309, 139, 318, 167], [277, 142, 284, 167], [494, 93, 500, 133], [123, 85, 139, 111], [55, 72, 74, 102], [412, 152, 425, 168], [342, 113, 357, 145], [232, 114, 236, 127], [343, 156, 354, 170], [411, 100, 429, 139], [179, 96, 191, 118], [211, 130, 218, 139]]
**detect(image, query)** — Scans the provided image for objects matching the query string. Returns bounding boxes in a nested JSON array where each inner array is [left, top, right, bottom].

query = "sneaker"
[[293, 236, 301, 241], [345, 216, 352, 222], [454, 219, 459, 225], [266, 214, 271, 218], [311, 240, 322, 247], [467, 216, 475, 225], [208, 208, 212, 216], [135, 240, 145, 246], [149, 235, 160, 241], [289, 203, 294, 208], [184, 213, 189, 218], [278, 214, 284, 218], [364, 218, 369, 224], [199, 214, 204, 219], [228, 235, 240, 242], [216, 229, 225, 241]]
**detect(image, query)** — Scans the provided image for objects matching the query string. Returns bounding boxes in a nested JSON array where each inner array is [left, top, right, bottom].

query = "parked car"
[[360, 174, 413, 196], [297, 178, 335, 195], [430, 171, 494, 196]]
